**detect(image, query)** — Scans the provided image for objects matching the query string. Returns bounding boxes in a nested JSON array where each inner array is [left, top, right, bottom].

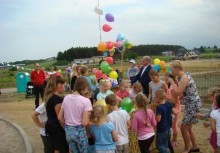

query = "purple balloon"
[[105, 13, 114, 22]]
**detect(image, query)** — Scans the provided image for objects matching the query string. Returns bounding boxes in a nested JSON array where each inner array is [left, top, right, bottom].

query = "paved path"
[[0, 118, 32, 153]]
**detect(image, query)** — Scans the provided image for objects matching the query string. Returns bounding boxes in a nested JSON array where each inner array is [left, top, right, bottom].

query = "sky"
[[0, 0, 220, 62]]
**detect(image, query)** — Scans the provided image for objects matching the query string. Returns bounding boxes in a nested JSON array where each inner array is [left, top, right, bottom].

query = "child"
[[210, 91, 220, 152], [148, 69, 167, 103], [197, 87, 220, 153], [164, 72, 181, 147], [129, 82, 143, 100], [131, 93, 157, 153], [106, 94, 131, 153], [116, 80, 129, 99], [81, 66, 97, 93], [58, 77, 93, 153], [32, 102, 55, 153], [90, 105, 119, 153], [70, 65, 81, 91], [155, 89, 177, 153], [90, 67, 97, 86], [127, 59, 138, 80], [44, 73, 69, 153], [97, 79, 114, 100]]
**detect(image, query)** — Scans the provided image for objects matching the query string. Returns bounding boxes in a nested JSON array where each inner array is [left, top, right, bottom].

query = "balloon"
[[100, 61, 110, 73], [117, 41, 124, 48], [128, 43, 133, 49], [105, 57, 113, 65], [58, 69, 62, 73], [102, 24, 112, 32], [161, 67, 166, 73], [159, 61, 165, 67], [153, 65, 160, 71], [94, 6, 103, 15], [95, 70, 103, 79], [113, 42, 118, 48], [101, 74, 108, 79], [118, 46, 123, 52], [95, 100, 108, 114], [106, 41, 114, 50], [124, 40, 129, 48], [97, 42, 107, 51], [103, 66, 112, 74], [117, 33, 125, 41], [103, 51, 109, 57], [121, 98, 133, 113], [154, 58, 160, 65], [109, 71, 118, 79], [105, 13, 114, 22], [110, 53, 114, 57]]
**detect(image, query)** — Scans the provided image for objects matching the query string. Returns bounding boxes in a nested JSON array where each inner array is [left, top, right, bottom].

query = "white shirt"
[[140, 65, 149, 77], [210, 109, 220, 146], [107, 110, 130, 145], [35, 103, 47, 136]]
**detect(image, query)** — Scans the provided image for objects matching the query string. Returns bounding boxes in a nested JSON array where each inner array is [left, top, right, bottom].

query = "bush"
[[9, 66, 17, 71], [55, 60, 69, 66]]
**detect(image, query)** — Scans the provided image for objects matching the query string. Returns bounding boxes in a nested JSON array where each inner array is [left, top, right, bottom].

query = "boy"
[[127, 59, 138, 80], [106, 94, 131, 153], [155, 89, 177, 153]]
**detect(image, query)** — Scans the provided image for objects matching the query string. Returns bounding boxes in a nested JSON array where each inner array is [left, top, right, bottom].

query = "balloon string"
[[98, 0, 102, 42]]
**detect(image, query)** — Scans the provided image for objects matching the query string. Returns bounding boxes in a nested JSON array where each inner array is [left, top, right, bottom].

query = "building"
[[91, 56, 105, 63], [161, 51, 174, 56], [73, 58, 94, 64]]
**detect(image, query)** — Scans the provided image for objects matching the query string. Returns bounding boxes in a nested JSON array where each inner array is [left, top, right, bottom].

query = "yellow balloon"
[[128, 43, 133, 49], [97, 42, 107, 52], [154, 58, 160, 65], [95, 99, 108, 114], [109, 71, 118, 79], [58, 69, 62, 73]]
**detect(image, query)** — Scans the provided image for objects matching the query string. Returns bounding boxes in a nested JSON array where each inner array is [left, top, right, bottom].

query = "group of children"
[[31, 60, 220, 153]]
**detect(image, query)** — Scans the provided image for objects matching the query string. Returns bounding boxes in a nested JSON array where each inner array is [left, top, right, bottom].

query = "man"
[[31, 63, 45, 108], [131, 56, 152, 97]]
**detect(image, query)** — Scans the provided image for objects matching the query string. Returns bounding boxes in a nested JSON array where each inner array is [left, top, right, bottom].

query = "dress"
[[182, 72, 202, 124], [45, 94, 69, 153]]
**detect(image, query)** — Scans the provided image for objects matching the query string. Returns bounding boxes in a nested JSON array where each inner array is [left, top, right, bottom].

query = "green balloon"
[[103, 66, 112, 74], [121, 98, 133, 113], [100, 61, 109, 73]]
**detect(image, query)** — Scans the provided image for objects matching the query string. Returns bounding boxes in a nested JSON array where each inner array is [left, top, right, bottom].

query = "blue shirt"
[[156, 101, 173, 133], [96, 90, 114, 100], [90, 122, 116, 151]]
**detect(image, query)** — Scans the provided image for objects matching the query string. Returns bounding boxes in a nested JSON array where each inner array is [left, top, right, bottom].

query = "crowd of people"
[[31, 57, 220, 153]]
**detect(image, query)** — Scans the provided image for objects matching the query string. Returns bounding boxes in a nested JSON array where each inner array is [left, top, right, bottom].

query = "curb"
[[0, 117, 32, 153]]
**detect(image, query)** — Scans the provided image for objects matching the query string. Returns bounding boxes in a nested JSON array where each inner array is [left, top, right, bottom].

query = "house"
[[161, 51, 174, 56], [73, 58, 94, 64], [91, 56, 105, 63]]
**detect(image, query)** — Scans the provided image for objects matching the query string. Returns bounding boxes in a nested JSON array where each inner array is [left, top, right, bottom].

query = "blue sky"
[[0, 0, 220, 62]]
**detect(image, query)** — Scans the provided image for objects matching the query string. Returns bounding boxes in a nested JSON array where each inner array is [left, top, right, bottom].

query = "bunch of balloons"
[[95, 61, 118, 80], [153, 58, 171, 73]]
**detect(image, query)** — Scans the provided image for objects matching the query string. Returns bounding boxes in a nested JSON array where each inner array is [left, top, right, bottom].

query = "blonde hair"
[[91, 105, 106, 123], [133, 82, 143, 94], [135, 94, 150, 126], [171, 60, 183, 70], [119, 80, 128, 89], [149, 69, 159, 76], [155, 89, 167, 100], [44, 74, 66, 105], [70, 63, 77, 78]]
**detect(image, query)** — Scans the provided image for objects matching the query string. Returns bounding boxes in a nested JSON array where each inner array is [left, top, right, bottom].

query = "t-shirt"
[[210, 109, 220, 146], [129, 90, 143, 100], [116, 90, 129, 99], [131, 109, 156, 139], [156, 101, 173, 133], [62, 94, 92, 126], [90, 122, 116, 151], [35, 102, 47, 136], [149, 80, 164, 102], [107, 110, 130, 145], [46, 94, 63, 125], [97, 90, 114, 100], [127, 67, 138, 78]]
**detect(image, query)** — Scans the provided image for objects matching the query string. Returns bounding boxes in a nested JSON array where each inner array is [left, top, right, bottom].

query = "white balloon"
[[94, 6, 103, 15]]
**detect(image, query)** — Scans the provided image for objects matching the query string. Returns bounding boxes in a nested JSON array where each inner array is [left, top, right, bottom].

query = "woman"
[[44, 73, 69, 153], [168, 60, 202, 153]]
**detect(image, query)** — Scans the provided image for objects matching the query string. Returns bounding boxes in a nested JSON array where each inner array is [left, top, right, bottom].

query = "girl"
[[210, 92, 220, 152], [131, 93, 157, 153], [148, 69, 167, 103], [116, 80, 129, 99], [58, 77, 93, 153], [70, 65, 81, 91], [96, 79, 114, 100], [90, 105, 119, 153], [44, 73, 69, 153], [129, 82, 143, 100], [164, 72, 181, 147]]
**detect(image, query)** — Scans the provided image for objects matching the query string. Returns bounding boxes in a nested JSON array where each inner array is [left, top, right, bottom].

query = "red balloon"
[[101, 74, 108, 79], [105, 57, 113, 65], [95, 70, 103, 79], [106, 41, 114, 50], [102, 24, 112, 32]]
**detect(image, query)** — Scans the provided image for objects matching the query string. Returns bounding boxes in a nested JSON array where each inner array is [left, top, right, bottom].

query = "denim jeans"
[[156, 130, 170, 153]]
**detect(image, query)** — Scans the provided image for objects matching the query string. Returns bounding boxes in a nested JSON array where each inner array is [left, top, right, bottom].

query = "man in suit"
[[131, 56, 152, 97]]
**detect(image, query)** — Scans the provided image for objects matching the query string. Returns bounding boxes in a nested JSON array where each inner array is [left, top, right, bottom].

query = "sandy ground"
[[0, 91, 213, 153]]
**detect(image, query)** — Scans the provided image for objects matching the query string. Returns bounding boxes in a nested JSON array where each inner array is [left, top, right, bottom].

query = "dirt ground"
[[0, 91, 213, 153]]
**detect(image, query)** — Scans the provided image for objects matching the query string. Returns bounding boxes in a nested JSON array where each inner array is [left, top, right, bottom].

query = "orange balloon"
[[159, 61, 165, 67], [97, 42, 107, 52]]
